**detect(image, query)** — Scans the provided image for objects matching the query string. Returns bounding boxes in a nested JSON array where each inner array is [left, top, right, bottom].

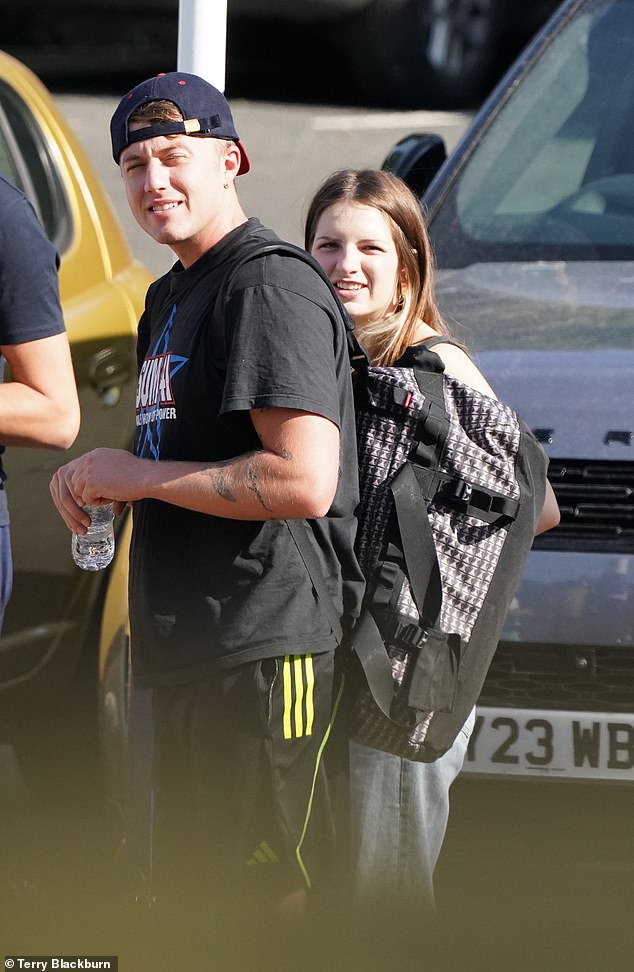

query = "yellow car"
[[0, 51, 151, 796]]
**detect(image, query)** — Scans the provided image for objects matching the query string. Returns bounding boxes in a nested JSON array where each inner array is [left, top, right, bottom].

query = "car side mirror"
[[382, 134, 447, 198]]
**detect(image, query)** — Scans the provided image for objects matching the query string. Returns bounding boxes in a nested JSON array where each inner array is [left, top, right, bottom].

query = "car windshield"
[[433, 0, 634, 264], [429, 0, 634, 352]]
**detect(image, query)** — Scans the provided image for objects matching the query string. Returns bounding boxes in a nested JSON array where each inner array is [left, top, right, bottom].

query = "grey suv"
[[385, 0, 634, 784]]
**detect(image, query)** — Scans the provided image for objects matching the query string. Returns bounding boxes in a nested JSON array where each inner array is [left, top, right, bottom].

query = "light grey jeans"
[[349, 708, 475, 907]]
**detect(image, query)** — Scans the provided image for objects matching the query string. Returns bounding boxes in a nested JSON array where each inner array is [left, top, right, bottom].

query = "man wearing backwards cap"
[[50, 73, 363, 919]]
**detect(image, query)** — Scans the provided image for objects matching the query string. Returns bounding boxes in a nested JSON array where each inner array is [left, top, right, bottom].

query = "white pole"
[[177, 0, 227, 91]]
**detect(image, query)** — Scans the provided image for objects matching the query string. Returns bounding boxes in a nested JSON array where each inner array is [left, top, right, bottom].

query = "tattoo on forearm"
[[209, 447, 293, 513], [247, 463, 273, 513], [214, 471, 237, 503], [210, 459, 238, 503]]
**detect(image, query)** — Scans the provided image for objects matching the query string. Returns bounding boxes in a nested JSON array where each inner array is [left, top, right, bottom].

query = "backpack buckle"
[[443, 479, 473, 505], [396, 621, 428, 649]]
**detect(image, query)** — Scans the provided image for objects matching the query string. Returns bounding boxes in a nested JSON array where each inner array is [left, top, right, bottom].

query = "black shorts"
[[149, 651, 348, 911]]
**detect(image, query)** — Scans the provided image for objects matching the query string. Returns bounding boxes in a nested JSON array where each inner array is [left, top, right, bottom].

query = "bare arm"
[[0, 333, 80, 449], [425, 341, 497, 397], [535, 478, 560, 535], [50, 407, 340, 533]]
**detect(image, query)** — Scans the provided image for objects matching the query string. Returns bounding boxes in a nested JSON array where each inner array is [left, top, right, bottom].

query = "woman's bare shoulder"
[[426, 341, 497, 398]]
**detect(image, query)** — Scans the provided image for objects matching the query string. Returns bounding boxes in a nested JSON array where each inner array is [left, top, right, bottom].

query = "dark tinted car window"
[[429, 0, 634, 353], [432, 0, 634, 268], [0, 79, 71, 252]]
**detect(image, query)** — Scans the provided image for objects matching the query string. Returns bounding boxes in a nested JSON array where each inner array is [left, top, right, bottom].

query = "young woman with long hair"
[[305, 168, 559, 906]]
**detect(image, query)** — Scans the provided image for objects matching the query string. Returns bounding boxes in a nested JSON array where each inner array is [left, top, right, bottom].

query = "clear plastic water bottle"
[[71, 503, 115, 571]]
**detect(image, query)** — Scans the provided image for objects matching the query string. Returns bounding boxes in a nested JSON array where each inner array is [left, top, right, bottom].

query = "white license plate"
[[464, 707, 634, 781]]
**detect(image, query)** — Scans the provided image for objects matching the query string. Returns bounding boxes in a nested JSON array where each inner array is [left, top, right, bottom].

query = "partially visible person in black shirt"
[[0, 175, 79, 630]]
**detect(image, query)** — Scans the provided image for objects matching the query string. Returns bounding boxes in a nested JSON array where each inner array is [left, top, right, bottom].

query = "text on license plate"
[[465, 707, 634, 781]]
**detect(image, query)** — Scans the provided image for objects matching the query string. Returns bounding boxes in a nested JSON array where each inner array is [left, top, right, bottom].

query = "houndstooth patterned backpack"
[[348, 338, 549, 761]]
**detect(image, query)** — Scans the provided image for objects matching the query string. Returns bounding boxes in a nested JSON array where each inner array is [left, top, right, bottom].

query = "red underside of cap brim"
[[237, 140, 250, 175]]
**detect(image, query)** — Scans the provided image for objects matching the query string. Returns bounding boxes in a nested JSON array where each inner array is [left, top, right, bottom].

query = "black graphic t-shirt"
[[130, 218, 364, 686]]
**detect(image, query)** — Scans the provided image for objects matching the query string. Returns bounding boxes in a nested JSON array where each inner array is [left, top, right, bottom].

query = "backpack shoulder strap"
[[418, 335, 464, 351]]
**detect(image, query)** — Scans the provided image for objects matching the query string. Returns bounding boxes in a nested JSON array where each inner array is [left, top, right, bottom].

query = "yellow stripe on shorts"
[[283, 655, 293, 739], [304, 654, 315, 735], [283, 653, 314, 739]]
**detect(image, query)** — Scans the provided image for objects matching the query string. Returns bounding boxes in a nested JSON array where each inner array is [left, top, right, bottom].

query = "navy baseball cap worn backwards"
[[110, 72, 250, 174]]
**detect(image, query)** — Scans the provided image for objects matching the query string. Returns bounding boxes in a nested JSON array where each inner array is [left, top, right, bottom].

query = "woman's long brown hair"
[[305, 169, 452, 365]]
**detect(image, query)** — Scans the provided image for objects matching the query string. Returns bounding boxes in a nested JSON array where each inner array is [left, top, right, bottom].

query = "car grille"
[[480, 642, 634, 712], [536, 459, 634, 551]]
